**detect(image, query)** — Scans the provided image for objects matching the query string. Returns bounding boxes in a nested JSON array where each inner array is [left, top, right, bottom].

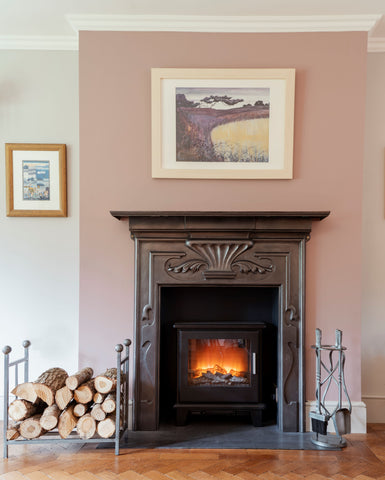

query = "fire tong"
[[310, 328, 352, 448]]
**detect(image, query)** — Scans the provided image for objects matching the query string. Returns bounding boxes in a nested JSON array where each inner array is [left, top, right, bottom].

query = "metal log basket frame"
[[3, 339, 131, 458]]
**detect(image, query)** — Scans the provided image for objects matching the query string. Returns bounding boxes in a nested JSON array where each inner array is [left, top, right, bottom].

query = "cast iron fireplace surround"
[[111, 211, 329, 432]]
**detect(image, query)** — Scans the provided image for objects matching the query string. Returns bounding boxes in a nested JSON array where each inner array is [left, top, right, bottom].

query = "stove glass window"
[[188, 338, 251, 386]]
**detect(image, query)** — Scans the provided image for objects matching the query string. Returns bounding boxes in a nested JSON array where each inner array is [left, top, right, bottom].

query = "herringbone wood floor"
[[1, 424, 385, 480]]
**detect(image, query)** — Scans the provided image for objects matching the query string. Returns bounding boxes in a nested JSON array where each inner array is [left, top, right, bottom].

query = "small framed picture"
[[152, 68, 295, 179], [5, 143, 67, 217]]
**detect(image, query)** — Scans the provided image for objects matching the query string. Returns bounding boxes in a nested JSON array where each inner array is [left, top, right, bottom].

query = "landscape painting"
[[176, 87, 270, 163], [23, 160, 50, 200], [151, 68, 295, 179]]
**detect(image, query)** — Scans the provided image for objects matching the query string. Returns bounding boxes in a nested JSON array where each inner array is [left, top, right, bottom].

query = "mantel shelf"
[[110, 210, 330, 221]]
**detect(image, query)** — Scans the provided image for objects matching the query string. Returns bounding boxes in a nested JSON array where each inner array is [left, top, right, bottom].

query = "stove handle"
[[252, 352, 257, 375]]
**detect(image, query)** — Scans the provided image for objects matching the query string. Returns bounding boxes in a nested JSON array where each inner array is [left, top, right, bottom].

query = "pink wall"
[[79, 31, 367, 400]]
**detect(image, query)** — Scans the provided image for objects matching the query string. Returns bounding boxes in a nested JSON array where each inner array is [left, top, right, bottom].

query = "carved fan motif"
[[166, 240, 275, 279]]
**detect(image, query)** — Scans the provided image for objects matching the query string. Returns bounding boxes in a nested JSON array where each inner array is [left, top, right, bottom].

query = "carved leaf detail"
[[283, 341, 297, 406], [285, 305, 298, 326], [141, 304, 154, 326], [167, 259, 208, 274], [233, 259, 274, 274], [142, 340, 155, 388]]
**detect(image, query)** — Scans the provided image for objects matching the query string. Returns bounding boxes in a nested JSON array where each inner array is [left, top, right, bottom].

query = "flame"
[[189, 339, 248, 377]]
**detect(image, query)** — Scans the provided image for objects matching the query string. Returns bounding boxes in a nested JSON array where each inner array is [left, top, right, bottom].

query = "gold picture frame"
[[152, 68, 295, 179], [6, 143, 67, 217]]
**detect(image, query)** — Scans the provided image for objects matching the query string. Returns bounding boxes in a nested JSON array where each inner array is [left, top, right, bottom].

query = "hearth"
[[111, 211, 329, 432]]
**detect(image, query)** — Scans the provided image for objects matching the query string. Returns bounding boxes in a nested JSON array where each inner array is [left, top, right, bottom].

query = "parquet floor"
[[1, 424, 385, 480]]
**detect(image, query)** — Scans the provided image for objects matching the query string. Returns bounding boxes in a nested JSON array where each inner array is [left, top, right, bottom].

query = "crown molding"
[[368, 37, 385, 52], [67, 14, 381, 34], [0, 15, 383, 52], [0, 35, 78, 51]]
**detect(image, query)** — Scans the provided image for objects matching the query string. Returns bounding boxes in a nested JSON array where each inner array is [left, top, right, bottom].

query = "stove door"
[[177, 327, 263, 403]]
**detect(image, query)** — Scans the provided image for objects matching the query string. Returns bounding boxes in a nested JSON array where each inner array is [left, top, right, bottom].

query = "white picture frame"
[[152, 68, 295, 179]]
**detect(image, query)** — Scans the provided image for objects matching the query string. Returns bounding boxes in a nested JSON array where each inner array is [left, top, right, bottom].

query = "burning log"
[[208, 364, 227, 375], [229, 376, 248, 384], [229, 369, 248, 378], [190, 370, 249, 385]]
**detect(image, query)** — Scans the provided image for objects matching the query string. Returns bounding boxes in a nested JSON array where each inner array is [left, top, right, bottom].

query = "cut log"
[[11, 382, 38, 403], [58, 404, 77, 439], [73, 403, 90, 417], [55, 386, 73, 410], [40, 404, 60, 431], [93, 392, 106, 404], [8, 399, 41, 422], [66, 367, 93, 390], [77, 413, 96, 439], [102, 393, 117, 414], [34, 367, 68, 406], [74, 379, 95, 404], [91, 403, 106, 421], [20, 414, 46, 439], [94, 368, 125, 394], [6, 422, 21, 440], [97, 414, 116, 438]]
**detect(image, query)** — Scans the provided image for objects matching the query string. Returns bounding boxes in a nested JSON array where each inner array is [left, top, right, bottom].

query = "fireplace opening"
[[159, 286, 278, 426]]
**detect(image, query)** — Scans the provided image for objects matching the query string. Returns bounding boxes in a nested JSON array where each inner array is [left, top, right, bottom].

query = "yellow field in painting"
[[211, 118, 269, 162]]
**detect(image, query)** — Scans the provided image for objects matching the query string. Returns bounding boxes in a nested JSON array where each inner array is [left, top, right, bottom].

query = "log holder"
[[2, 339, 131, 458]]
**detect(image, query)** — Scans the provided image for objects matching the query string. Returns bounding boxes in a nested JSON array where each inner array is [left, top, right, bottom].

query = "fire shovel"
[[333, 329, 351, 436]]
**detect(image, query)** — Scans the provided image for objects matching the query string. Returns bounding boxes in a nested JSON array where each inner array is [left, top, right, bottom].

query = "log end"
[[33, 384, 55, 406]]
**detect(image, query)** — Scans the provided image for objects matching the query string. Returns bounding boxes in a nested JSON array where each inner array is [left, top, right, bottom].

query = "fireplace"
[[110, 211, 329, 432]]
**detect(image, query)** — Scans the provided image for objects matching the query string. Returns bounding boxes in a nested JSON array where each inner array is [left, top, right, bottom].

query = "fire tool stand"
[[309, 328, 352, 449]]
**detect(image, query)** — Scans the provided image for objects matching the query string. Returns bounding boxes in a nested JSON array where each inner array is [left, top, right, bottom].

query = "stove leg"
[[251, 410, 263, 427], [176, 407, 189, 426]]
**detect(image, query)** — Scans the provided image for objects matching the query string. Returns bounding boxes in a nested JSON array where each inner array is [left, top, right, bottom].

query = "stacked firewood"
[[7, 367, 124, 441]]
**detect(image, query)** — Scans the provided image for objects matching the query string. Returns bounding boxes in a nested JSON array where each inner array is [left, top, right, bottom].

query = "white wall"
[[0, 50, 79, 418], [362, 52, 385, 422]]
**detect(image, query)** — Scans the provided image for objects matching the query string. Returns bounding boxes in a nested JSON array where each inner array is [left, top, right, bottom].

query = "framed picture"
[[5, 143, 67, 217], [152, 68, 295, 179]]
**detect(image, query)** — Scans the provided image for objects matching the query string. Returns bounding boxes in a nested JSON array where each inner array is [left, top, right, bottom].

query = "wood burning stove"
[[174, 322, 267, 426]]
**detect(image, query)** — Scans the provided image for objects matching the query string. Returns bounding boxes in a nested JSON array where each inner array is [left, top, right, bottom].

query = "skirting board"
[[305, 401, 367, 433], [0, 397, 367, 433], [362, 395, 385, 423]]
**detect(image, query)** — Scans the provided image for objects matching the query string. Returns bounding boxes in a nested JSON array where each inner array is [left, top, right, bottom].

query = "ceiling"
[[0, 0, 384, 49]]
